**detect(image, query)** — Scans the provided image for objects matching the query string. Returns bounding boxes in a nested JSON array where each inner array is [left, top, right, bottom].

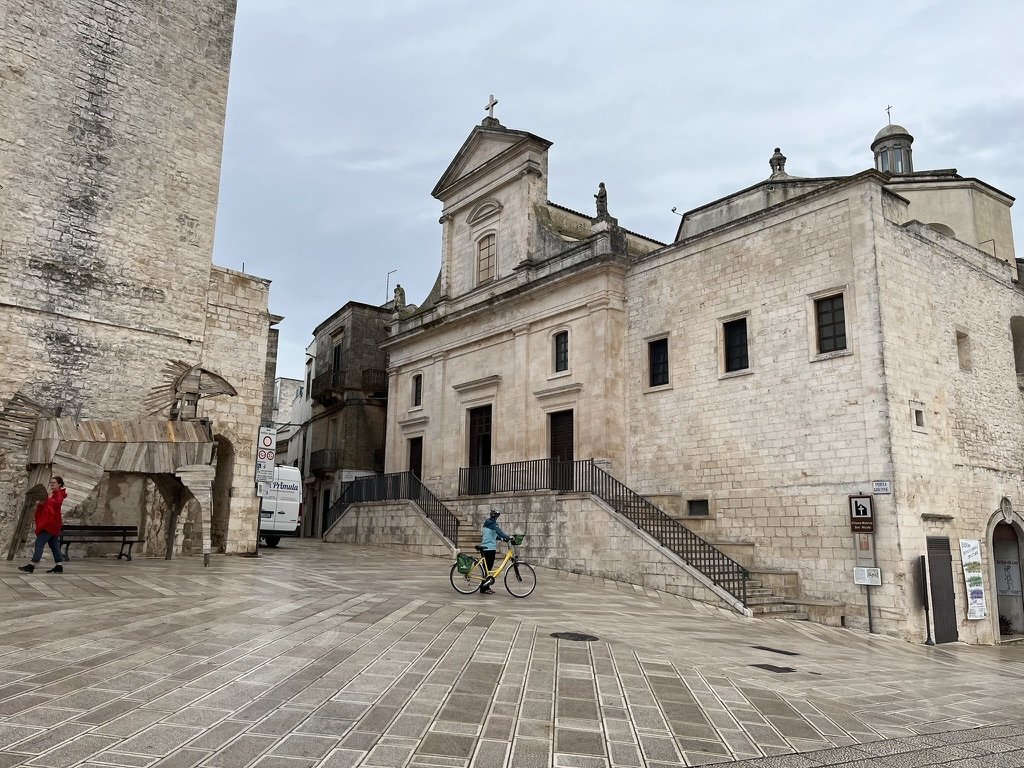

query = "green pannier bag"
[[456, 553, 475, 574]]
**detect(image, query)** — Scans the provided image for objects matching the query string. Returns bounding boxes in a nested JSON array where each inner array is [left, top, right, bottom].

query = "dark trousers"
[[483, 549, 496, 571], [480, 549, 497, 592], [32, 532, 62, 564]]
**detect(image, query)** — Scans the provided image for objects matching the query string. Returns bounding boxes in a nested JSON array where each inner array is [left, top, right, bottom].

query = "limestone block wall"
[[323, 501, 453, 560], [201, 267, 272, 555], [624, 183, 898, 631], [0, 0, 241, 553], [876, 220, 1024, 644], [337, 494, 746, 612], [0, 0, 236, 405]]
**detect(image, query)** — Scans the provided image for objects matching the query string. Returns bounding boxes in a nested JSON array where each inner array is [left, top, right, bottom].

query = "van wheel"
[[263, 536, 280, 548]]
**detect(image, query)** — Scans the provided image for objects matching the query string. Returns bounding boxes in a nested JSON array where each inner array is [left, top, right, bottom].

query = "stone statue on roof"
[[594, 182, 608, 218]]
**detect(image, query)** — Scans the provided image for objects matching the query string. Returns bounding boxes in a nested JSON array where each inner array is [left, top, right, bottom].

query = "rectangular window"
[[412, 374, 422, 407], [478, 234, 496, 284], [956, 330, 971, 370], [648, 338, 669, 387], [815, 294, 847, 353], [723, 318, 748, 372], [332, 343, 343, 371], [554, 331, 569, 372]]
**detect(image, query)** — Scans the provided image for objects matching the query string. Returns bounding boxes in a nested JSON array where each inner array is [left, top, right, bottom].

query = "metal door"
[[549, 410, 574, 491], [927, 536, 959, 644]]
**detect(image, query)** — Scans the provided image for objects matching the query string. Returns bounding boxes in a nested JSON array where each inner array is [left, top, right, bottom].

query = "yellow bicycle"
[[450, 534, 537, 597]]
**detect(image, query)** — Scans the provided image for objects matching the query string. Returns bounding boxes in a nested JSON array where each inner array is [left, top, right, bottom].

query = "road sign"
[[849, 494, 874, 533], [872, 480, 891, 495], [255, 427, 277, 482]]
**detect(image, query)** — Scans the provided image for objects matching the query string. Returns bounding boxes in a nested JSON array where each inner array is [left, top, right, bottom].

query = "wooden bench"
[[60, 525, 143, 561]]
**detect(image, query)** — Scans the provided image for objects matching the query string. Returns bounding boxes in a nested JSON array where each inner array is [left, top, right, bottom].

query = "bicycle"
[[450, 533, 537, 597]]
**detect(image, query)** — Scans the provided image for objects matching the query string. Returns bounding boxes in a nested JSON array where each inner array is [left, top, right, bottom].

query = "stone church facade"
[[0, 1, 273, 559], [383, 115, 1022, 643]]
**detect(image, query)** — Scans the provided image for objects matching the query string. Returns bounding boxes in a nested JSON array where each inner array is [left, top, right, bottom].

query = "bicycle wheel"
[[450, 561, 485, 594], [504, 561, 537, 597]]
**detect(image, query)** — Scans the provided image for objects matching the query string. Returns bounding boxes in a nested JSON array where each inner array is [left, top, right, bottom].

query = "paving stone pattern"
[[1, 541, 1023, 767]]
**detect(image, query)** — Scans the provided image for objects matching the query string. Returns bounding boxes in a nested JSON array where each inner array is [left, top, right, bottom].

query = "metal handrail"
[[458, 457, 747, 606], [321, 471, 459, 544]]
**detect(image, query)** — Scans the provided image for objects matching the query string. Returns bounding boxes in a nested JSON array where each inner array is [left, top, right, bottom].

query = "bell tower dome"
[[872, 123, 914, 174]]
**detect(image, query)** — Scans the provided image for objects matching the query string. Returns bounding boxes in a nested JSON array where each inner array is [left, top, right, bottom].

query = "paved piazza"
[[2, 540, 1024, 767]]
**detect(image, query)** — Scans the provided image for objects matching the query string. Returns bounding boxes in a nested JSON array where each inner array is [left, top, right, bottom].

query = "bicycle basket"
[[512, 533, 525, 546], [455, 553, 475, 574]]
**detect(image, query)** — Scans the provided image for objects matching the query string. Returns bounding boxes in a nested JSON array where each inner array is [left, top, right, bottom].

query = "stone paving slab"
[[1, 540, 1024, 767]]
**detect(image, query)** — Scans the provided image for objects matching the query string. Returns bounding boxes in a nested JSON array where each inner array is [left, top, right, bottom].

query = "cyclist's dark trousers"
[[483, 549, 496, 570]]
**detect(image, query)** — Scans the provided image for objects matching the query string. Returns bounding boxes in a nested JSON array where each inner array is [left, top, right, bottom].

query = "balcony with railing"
[[361, 368, 388, 397], [310, 448, 343, 475], [311, 369, 345, 405]]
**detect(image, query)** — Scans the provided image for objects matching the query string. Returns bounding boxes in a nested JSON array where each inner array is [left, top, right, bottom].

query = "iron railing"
[[361, 368, 388, 395], [310, 448, 343, 474], [311, 369, 345, 402], [458, 458, 583, 495], [321, 471, 459, 544], [459, 458, 748, 606]]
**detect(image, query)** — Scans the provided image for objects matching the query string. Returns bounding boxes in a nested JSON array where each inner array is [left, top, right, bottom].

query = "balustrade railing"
[[458, 458, 748, 606], [321, 471, 459, 544]]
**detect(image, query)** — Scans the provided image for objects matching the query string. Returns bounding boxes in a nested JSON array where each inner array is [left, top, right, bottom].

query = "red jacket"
[[35, 488, 66, 536]]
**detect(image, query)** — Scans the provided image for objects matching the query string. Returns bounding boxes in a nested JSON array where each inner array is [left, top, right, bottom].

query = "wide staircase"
[[324, 463, 841, 623]]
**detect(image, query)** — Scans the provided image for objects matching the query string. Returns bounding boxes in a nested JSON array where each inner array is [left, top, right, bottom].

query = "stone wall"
[[624, 183, 896, 632], [0, 1, 274, 559], [333, 495, 747, 613], [202, 267, 272, 555]]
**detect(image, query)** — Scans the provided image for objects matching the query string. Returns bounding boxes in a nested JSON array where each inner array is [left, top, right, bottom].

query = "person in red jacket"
[[19, 476, 66, 574]]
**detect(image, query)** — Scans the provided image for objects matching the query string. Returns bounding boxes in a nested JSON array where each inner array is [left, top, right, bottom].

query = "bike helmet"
[[489, 508, 501, 519]]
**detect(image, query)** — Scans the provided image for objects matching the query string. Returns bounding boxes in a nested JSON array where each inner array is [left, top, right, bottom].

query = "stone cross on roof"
[[485, 94, 498, 119]]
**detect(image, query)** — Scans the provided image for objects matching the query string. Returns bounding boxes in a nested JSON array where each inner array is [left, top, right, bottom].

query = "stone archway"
[[993, 522, 1024, 638], [211, 435, 234, 552]]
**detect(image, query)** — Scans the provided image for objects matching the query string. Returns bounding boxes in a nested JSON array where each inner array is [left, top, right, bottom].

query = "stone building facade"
[[0, 1, 274, 558], [382, 116, 1022, 643], [305, 302, 391, 536]]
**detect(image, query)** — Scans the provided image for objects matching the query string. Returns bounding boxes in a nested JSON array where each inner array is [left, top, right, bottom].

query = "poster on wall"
[[959, 538, 988, 620]]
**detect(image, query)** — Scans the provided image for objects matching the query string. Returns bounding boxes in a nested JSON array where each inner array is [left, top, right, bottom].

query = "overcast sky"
[[212, 1, 1024, 380]]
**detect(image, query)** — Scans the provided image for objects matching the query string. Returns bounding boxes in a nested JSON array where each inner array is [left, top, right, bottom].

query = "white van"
[[259, 466, 303, 547]]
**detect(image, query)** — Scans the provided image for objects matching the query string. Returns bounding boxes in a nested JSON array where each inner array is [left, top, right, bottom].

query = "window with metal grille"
[[723, 318, 748, 372], [815, 294, 846, 353], [554, 331, 569, 372], [412, 374, 422, 407], [648, 338, 669, 387], [478, 234, 496, 284]]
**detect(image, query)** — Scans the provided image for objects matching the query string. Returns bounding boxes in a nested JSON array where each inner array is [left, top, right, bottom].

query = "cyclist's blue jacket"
[[481, 517, 510, 550]]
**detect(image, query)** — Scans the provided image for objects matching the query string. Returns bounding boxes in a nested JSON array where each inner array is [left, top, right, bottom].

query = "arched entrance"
[[993, 522, 1024, 638], [211, 435, 234, 552]]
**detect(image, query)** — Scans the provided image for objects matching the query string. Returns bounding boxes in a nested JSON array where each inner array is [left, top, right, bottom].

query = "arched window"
[[478, 234, 496, 284]]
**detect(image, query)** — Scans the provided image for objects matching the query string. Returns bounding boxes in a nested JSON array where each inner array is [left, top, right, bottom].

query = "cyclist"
[[479, 508, 511, 595]]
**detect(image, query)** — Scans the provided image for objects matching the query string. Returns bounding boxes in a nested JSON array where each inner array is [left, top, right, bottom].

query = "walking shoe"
[[17, 563, 34, 573], [46, 565, 63, 574], [480, 588, 495, 595]]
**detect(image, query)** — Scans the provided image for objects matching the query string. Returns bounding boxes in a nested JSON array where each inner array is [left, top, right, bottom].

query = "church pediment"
[[432, 122, 552, 201]]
